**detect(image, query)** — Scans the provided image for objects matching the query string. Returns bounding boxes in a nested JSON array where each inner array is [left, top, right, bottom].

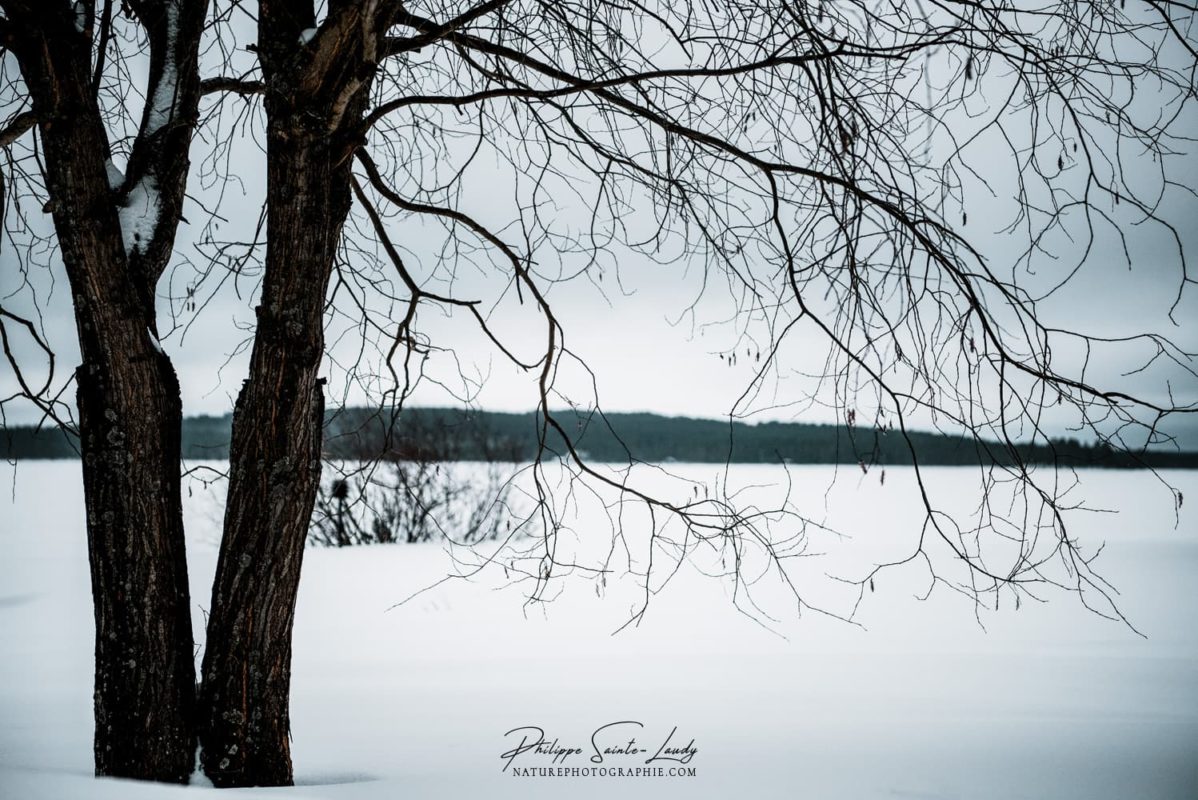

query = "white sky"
[[2, 10, 1197, 450]]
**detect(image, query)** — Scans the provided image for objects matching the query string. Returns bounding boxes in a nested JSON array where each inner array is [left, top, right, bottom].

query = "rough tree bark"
[[1, 0, 207, 782], [197, 2, 386, 785], [195, 123, 342, 789]]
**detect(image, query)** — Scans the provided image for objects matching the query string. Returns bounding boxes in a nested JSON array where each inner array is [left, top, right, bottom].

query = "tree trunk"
[[197, 123, 352, 787], [77, 333, 195, 783], [1, 8, 200, 780], [48, 88, 199, 787], [196, 2, 387, 783]]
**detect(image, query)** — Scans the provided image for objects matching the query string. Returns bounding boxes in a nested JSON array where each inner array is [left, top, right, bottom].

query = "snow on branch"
[[119, 177, 161, 255], [144, 0, 182, 136]]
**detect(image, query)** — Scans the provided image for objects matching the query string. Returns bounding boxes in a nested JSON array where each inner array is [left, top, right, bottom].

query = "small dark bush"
[[309, 412, 525, 547]]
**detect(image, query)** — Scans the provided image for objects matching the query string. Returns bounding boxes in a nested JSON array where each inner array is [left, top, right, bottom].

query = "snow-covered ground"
[[1, 461, 1195, 799]]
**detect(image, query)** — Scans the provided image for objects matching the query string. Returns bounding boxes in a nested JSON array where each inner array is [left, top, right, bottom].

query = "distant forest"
[[4, 407, 1196, 468]]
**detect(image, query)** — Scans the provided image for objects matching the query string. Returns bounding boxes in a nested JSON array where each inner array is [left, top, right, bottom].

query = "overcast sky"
[[3, 13, 1197, 450]]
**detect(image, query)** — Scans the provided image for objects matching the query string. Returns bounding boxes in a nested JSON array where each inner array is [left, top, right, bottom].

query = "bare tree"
[[1, 0, 207, 782], [1, 0, 1195, 788]]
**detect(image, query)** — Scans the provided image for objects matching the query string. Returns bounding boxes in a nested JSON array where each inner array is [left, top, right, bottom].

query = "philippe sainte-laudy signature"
[[500, 721, 698, 772]]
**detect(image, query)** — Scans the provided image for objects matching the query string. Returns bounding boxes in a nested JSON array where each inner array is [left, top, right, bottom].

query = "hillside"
[[4, 407, 1196, 468]]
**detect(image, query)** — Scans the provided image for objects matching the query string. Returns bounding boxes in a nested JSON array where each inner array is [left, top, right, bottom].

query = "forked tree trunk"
[[197, 122, 354, 787], [195, 0, 386, 782], [1, 3, 202, 781], [8, 0, 384, 787]]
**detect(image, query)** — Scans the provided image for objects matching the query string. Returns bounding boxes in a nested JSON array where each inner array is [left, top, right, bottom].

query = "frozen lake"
[[0, 461, 1195, 799]]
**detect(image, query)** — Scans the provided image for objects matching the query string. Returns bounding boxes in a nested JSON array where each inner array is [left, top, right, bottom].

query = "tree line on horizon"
[[5, 407, 1195, 469]]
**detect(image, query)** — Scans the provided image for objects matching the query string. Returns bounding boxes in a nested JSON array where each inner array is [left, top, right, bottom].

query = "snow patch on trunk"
[[73, 1, 88, 34], [146, 328, 165, 355], [145, 1, 182, 135], [119, 177, 161, 255], [191, 745, 214, 787]]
